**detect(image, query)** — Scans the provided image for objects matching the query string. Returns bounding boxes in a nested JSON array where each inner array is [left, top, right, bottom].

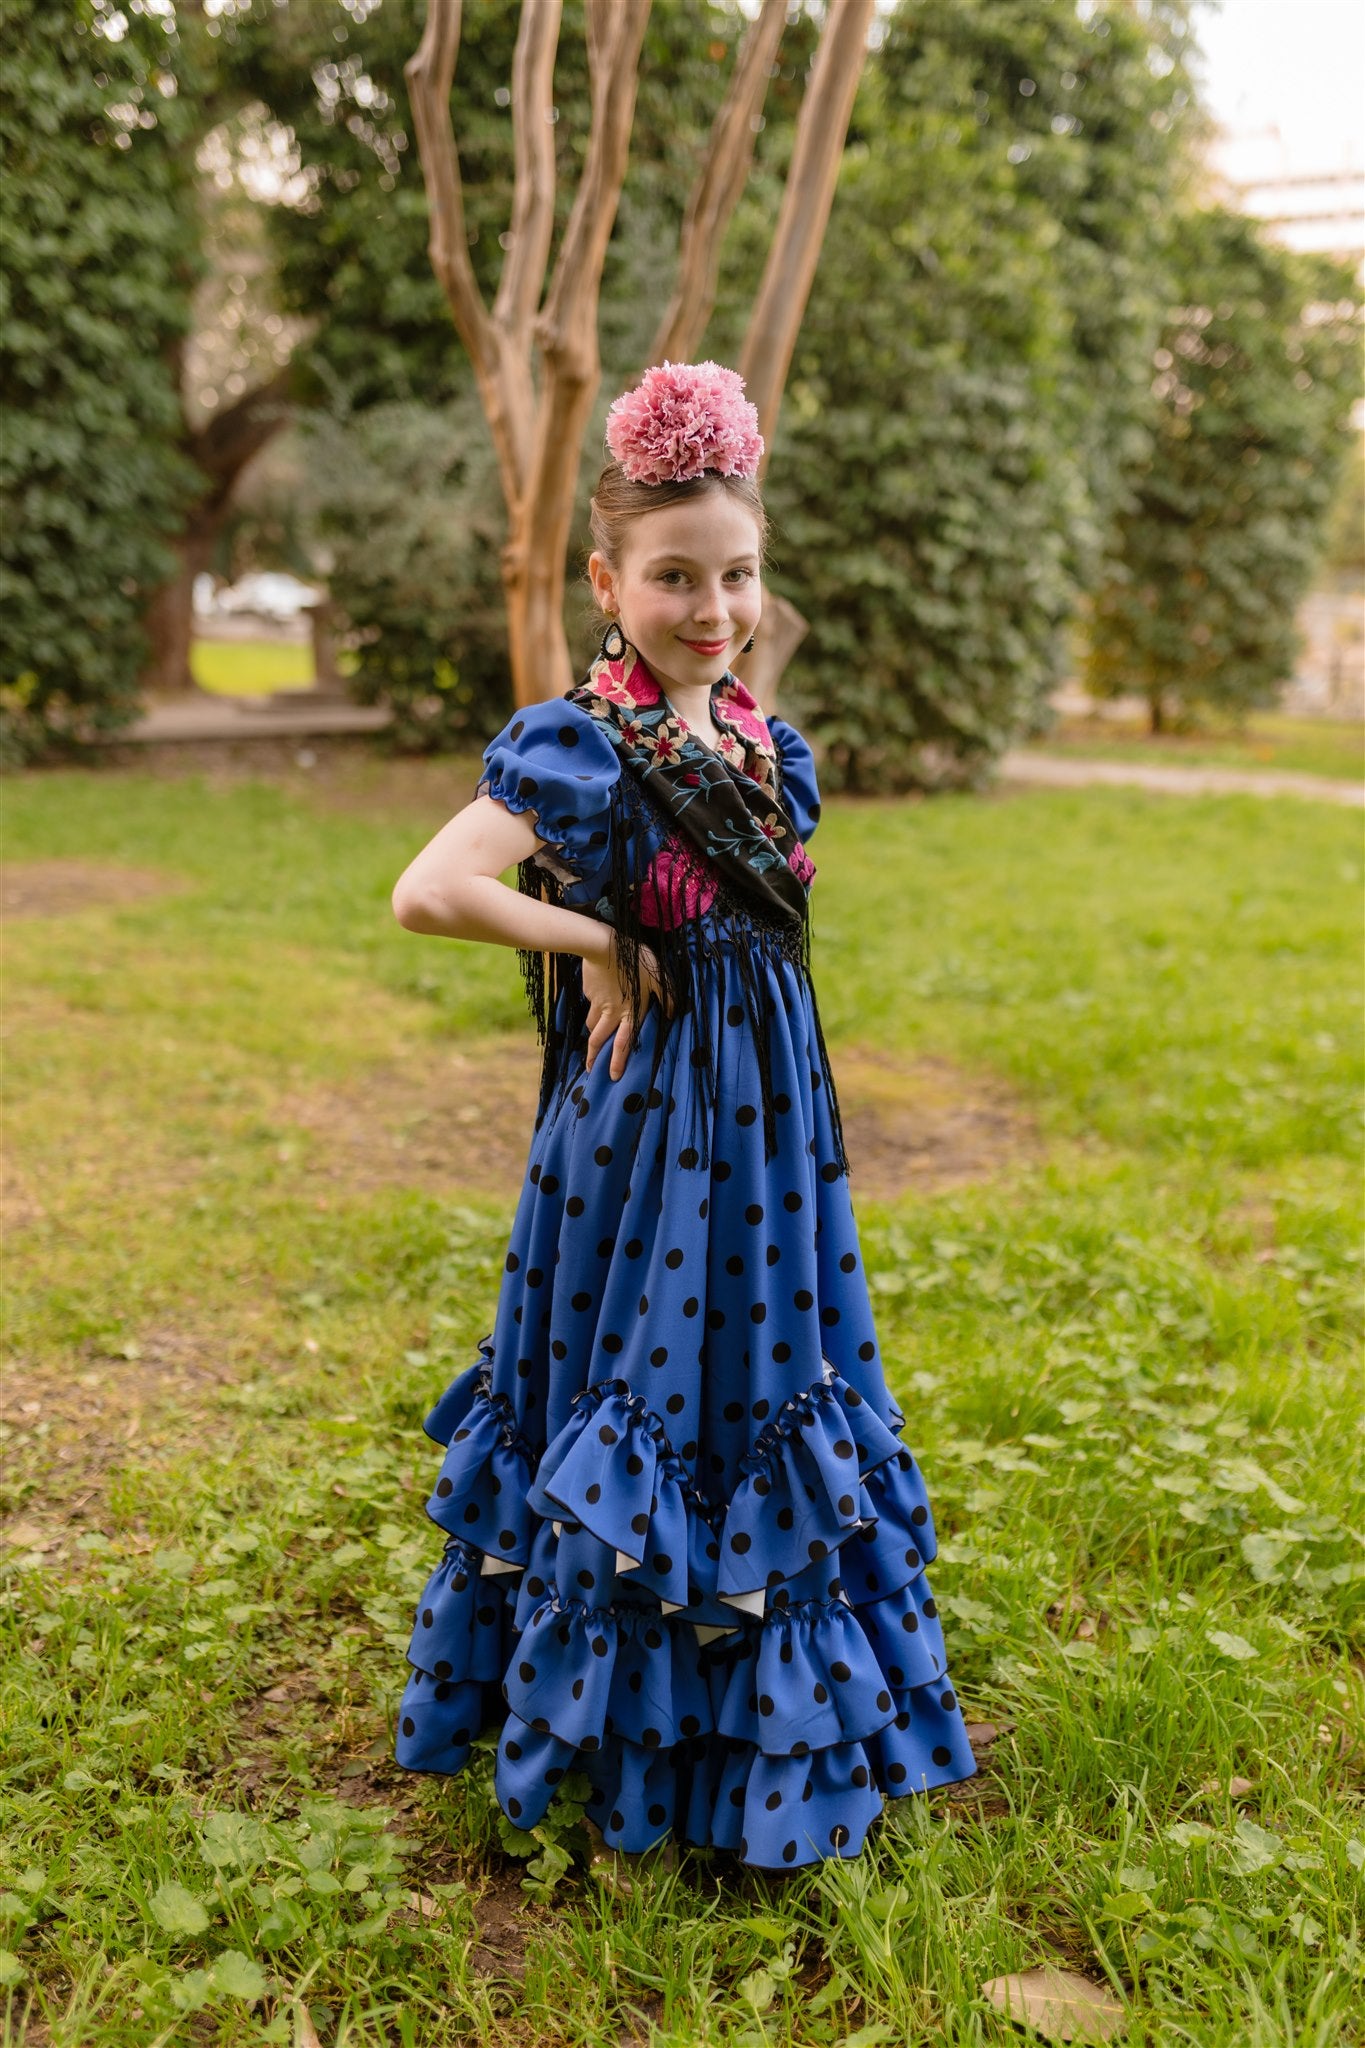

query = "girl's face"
[[588, 489, 763, 694]]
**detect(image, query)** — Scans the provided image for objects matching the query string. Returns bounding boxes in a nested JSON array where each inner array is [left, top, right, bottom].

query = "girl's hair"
[[587, 463, 769, 590]]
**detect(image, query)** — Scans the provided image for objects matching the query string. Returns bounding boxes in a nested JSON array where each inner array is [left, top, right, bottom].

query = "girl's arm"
[[391, 794, 613, 966], [394, 791, 669, 1082]]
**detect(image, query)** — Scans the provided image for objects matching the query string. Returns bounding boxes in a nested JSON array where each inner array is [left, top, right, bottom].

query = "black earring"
[[600, 618, 627, 661], [741, 632, 756, 654]]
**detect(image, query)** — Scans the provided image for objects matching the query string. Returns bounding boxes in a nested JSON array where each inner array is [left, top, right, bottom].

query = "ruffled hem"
[[397, 1350, 976, 1867]]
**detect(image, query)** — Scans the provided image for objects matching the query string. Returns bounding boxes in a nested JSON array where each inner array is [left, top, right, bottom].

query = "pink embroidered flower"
[[593, 674, 638, 710], [643, 726, 686, 767], [605, 361, 764, 485], [757, 811, 784, 843], [788, 841, 816, 886], [639, 845, 717, 930]]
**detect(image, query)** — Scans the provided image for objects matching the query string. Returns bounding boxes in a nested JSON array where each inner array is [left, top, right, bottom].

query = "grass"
[[1025, 710, 1364, 783], [189, 640, 317, 696], [2, 752, 1362, 2045]]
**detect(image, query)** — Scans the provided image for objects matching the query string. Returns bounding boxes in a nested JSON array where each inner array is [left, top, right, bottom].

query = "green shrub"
[[0, 0, 199, 764], [1087, 208, 1363, 730]]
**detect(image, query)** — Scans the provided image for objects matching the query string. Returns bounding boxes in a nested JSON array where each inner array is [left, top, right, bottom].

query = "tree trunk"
[[141, 521, 217, 695], [140, 368, 292, 696], [308, 595, 341, 691], [1149, 689, 1166, 734]]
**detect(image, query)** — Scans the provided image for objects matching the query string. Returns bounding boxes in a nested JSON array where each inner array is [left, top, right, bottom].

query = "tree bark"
[[740, 0, 876, 462], [141, 367, 293, 694]]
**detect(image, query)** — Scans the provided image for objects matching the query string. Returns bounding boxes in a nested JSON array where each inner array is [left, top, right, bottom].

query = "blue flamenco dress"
[[393, 685, 977, 1868]]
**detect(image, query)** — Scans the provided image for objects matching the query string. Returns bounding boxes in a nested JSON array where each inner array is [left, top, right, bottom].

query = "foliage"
[[1087, 208, 1362, 730], [296, 395, 509, 750], [0, 0, 200, 765], [216, 0, 807, 741], [714, 0, 1201, 790], [2, 762, 1361, 2040]]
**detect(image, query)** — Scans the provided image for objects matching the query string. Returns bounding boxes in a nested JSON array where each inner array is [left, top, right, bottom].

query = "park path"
[[108, 694, 1362, 806], [1000, 750, 1363, 807]]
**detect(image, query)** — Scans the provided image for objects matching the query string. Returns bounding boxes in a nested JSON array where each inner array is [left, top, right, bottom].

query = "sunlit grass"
[[1, 759, 1360, 2045]]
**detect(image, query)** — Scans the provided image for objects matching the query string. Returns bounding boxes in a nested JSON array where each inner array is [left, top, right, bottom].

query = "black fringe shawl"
[[513, 766, 849, 1182]]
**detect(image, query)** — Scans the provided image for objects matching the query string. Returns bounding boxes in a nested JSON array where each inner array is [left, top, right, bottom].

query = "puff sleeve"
[[476, 697, 621, 881], [769, 713, 823, 845]]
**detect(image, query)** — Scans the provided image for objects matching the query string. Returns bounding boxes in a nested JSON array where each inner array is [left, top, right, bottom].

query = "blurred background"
[[2, 0, 1361, 781]]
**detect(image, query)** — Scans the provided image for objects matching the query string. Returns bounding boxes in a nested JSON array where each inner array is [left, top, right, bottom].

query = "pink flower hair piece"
[[605, 360, 763, 485]]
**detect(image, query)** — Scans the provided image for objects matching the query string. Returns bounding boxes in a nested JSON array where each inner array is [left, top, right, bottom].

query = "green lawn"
[[2, 756, 1361, 2046], [190, 639, 317, 696], [1026, 710, 1364, 782]]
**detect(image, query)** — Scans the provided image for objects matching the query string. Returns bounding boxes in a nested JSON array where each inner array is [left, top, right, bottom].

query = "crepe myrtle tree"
[[405, 0, 876, 707]]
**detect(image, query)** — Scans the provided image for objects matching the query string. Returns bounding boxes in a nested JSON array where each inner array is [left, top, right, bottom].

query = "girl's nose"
[[692, 588, 728, 626]]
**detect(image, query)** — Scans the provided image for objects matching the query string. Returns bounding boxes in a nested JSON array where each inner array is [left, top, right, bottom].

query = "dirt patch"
[[1, 859, 186, 919], [276, 1036, 1040, 1207]]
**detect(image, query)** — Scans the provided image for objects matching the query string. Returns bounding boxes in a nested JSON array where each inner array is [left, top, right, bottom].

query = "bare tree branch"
[[740, 0, 876, 460], [648, 0, 787, 367], [404, 14, 499, 365], [187, 365, 293, 508], [493, 0, 562, 344]]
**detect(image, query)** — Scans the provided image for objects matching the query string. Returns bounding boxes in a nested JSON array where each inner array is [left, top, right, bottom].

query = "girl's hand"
[[582, 932, 669, 1081]]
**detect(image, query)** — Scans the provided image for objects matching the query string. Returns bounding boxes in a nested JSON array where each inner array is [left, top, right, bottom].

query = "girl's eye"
[[726, 568, 755, 583]]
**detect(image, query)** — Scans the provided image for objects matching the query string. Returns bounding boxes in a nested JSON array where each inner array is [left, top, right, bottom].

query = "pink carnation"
[[605, 360, 763, 485]]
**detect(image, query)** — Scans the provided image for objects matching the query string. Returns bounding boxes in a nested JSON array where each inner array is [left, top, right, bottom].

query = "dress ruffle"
[[395, 1348, 977, 1868]]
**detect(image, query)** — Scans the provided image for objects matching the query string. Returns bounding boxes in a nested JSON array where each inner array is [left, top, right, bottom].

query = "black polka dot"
[[650, 1346, 668, 1365], [940, 1690, 956, 1711], [932, 1745, 952, 1766], [731, 1531, 751, 1554], [839, 1252, 857, 1273], [518, 1662, 536, 1682], [783, 1191, 803, 1212], [782, 1841, 797, 1863], [665, 1247, 684, 1268], [859, 1341, 876, 1361], [401, 1716, 415, 1737], [830, 1660, 851, 1683], [736, 1105, 757, 1127], [923, 1597, 937, 1618], [666, 1393, 685, 1415]]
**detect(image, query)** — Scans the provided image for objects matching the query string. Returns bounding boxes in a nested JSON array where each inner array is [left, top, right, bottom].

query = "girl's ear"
[[587, 549, 618, 616]]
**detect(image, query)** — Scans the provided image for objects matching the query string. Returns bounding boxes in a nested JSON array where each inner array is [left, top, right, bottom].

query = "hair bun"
[[604, 360, 764, 485]]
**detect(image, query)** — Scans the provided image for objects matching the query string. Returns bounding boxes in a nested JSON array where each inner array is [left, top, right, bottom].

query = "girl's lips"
[[680, 637, 730, 655]]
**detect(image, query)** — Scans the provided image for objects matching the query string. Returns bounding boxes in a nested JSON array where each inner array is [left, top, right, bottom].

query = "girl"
[[389, 361, 975, 1870]]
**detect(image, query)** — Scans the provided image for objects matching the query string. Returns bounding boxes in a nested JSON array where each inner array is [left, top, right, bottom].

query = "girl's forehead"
[[621, 493, 763, 568]]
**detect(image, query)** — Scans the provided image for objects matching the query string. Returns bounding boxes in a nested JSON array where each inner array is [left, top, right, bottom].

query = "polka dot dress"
[[394, 694, 977, 1867]]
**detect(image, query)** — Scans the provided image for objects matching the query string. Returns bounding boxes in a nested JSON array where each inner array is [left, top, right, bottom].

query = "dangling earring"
[[741, 632, 756, 654], [600, 616, 627, 662]]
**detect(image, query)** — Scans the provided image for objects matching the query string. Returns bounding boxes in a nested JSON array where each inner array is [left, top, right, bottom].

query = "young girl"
[[389, 361, 976, 1870]]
